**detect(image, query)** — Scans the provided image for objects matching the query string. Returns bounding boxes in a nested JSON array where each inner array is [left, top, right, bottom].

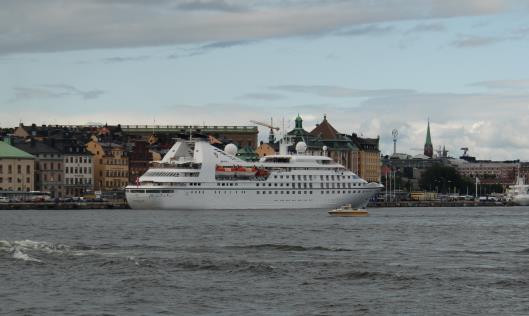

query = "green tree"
[[419, 164, 469, 194]]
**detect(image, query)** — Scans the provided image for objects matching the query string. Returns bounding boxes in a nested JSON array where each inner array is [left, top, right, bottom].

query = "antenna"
[[392, 129, 398, 155]]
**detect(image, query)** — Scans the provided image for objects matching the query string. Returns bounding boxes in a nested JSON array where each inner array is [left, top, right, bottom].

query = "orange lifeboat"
[[215, 165, 235, 176], [234, 166, 258, 177]]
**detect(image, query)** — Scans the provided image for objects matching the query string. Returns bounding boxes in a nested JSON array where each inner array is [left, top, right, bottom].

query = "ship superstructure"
[[125, 138, 382, 210]]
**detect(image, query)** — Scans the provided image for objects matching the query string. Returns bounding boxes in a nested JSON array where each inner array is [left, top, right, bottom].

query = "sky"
[[1, 0, 529, 160]]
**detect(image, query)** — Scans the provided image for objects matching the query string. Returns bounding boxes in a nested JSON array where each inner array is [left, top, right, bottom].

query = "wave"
[[11, 248, 42, 263], [227, 244, 352, 252], [317, 270, 417, 282], [514, 248, 529, 255]]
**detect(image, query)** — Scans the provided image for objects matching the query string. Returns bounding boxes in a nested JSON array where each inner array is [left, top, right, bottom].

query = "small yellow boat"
[[328, 204, 369, 217]]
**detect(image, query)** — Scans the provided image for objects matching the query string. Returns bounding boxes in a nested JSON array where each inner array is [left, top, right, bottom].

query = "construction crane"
[[250, 118, 280, 144], [249, 119, 280, 131]]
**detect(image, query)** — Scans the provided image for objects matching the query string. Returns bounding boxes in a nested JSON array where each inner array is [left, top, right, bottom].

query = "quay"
[[0, 201, 129, 210], [368, 200, 507, 208]]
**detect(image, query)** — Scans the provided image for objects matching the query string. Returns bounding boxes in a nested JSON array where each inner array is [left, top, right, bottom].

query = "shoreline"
[[0, 201, 519, 210]]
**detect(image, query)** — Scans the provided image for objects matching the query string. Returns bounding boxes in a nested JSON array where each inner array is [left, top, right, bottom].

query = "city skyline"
[[2, 0, 529, 160]]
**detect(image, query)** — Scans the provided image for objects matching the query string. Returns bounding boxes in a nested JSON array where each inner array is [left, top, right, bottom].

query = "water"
[[1, 207, 529, 315]]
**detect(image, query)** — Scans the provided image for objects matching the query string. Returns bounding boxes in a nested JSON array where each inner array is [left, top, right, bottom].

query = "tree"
[[419, 164, 469, 194]]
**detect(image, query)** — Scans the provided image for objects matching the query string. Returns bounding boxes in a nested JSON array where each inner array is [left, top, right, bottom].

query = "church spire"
[[424, 119, 433, 158], [295, 114, 303, 129]]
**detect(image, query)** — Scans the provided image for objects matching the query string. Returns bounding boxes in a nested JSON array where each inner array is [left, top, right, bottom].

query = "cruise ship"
[[125, 137, 383, 210]]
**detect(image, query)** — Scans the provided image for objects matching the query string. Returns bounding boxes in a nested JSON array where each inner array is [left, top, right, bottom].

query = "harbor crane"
[[250, 118, 280, 144]]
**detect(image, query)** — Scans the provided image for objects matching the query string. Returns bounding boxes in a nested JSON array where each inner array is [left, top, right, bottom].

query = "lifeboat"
[[215, 165, 235, 177], [234, 166, 257, 177], [255, 168, 269, 177]]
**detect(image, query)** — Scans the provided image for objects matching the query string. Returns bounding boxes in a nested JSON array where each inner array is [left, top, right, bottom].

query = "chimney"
[[3, 136, 12, 145]]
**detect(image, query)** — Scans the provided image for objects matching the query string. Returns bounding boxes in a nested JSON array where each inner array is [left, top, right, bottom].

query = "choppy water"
[[1, 207, 529, 315]]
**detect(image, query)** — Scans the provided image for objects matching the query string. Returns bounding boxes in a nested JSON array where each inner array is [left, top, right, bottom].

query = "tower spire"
[[424, 119, 433, 158]]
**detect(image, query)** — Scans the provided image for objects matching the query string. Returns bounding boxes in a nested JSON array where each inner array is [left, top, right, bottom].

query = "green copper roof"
[[0, 141, 35, 159], [425, 120, 432, 146], [295, 114, 303, 129]]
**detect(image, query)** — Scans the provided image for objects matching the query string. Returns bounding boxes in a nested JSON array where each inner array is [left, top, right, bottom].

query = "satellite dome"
[[224, 143, 238, 156], [295, 141, 307, 154]]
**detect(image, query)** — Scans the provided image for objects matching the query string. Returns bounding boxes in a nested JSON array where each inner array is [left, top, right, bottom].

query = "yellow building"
[[86, 137, 129, 192], [0, 140, 35, 192]]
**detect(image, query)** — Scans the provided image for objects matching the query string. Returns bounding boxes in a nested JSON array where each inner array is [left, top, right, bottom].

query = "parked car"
[[0, 196, 10, 203]]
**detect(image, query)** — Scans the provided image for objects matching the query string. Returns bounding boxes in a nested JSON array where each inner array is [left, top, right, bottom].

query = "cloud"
[[450, 34, 504, 48], [238, 92, 286, 101], [167, 40, 255, 58], [271, 85, 415, 98], [337, 24, 394, 36], [405, 22, 445, 34], [469, 79, 529, 91], [9, 84, 105, 102], [0, 0, 516, 55], [176, 0, 247, 12], [101, 55, 150, 63]]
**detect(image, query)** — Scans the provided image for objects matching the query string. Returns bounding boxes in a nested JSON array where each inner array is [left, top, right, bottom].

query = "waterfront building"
[[60, 143, 94, 197], [86, 137, 129, 191], [128, 140, 155, 184], [452, 159, 518, 187], [13, 139, 64, 198], [120, 125, 259, 149], [0, 139, 35, 192], [284, 115, 381, 182], [351, 134, 381, 183]]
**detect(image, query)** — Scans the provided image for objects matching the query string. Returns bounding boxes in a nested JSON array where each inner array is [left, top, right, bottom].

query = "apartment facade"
[[0, 140, 35, 192]]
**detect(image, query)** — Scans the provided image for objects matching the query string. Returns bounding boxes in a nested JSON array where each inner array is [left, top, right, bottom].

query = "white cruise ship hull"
[[126, 185, 381, 210], [126, 139, 383, 210]]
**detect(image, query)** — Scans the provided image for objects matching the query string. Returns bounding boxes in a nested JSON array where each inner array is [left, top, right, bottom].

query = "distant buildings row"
[[382, 121, 527, 192], [0, 116, 382, 198]]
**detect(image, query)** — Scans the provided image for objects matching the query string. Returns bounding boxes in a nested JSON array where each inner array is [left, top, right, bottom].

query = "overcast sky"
[[1, 0, 529, 160]]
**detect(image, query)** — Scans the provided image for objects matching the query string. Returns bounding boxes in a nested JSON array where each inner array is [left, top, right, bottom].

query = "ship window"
[[268, 183, 272, 187], [130, 189, 145, 193], [274, 183, 277, 187]]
